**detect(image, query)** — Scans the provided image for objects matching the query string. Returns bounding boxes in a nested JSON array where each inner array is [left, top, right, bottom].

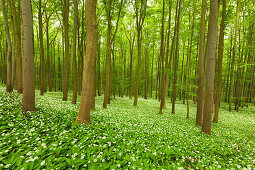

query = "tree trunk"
[[133, 0, 147, 106], [196, 0, 206, 126], [103, 0, 123, 108], [172, 0, 182, 114], [97, 40, 101, 96], [159, 0, 165, 114], [21, 0, 35, 112], [144, 47, 148, 100], [186, 4, 195, 120], [163, 0, 172, 108], [1, 0, 13, 92], [58, 44, 62, 91], [125, 31, 135, 99], [46, 18, 51, 92], [38, 0, 46, 95], [63, 0, 70, 101], [228, 1, 239, 111], [201, 0, 219, 135], [75, 0, 97, 125], [72, 0, 78, 104], [213, 0, 226, 123], [9, 0, 22, 94]]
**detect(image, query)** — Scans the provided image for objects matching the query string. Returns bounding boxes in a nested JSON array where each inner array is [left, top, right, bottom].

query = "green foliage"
[[0, 86, 255, 169]]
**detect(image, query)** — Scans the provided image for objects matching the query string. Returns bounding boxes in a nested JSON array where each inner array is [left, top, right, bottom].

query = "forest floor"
[[0, 86, 255, 169]]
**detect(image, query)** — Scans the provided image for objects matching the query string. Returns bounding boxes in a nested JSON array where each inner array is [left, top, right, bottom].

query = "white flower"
[[26, 151, 32, 156], [5, 164, 11, 168], [40, 160, 46, 166], [17, 140, 21, 144], [41, 143, 47, 148], [93, 159, 97, 162]]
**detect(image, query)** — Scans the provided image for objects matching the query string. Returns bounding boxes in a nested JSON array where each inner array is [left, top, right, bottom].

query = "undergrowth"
[[0, 87, 254, 169]]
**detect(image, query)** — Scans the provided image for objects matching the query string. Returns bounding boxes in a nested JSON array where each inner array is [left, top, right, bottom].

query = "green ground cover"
[[0, 86, 254, 169]]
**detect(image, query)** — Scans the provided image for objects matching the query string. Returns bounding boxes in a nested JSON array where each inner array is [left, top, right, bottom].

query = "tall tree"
[[9, 0, 22, 93], [228, 0, 239, 112], [163, 0, 172, 108], [21, 0, 35, 112], [125, 30, 135, 99], [201, 0, 219, 135], [103, 0, 124, 108], [75, 0, 97, 124], [133, 0, 147, 106], [159, 0, 165, 114], [196, 0, 206, 126], [186, 3, 195, 120], [1, 0, 13, 92], [172, 0, 182, 114], [63, 0, 70, 101], [72, 0, 78, 104], [213, 0, 226, 123], [38, 0, 46, 95]]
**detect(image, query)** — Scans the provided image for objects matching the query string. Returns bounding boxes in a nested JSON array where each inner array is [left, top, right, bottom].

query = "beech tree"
[[62, 0, 70, 101], [196, 0, 206, 126], [1, 0, 12, 92], [75, 0, 97, 124], [213, 0, 226, 123], [21, 0, 35, 112], [201, 0, 219, 135]]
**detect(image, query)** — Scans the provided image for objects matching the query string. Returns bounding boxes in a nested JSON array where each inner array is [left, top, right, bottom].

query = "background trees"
[[0, 0, 254, 133]]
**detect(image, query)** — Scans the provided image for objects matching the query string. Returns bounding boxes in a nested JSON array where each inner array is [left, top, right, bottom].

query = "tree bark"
[[103, 0, 123, 108], [228, 0, 239, 111], [63, 0, 70, 101], [172, 0, 182, 114], [9, 0, 22, 94], [196, 0, 206, 126], [72, 0, 78, 104], [159, 0, 165, 114], [213, 0, 226, 123], [21, 0, 35, 112], [75, 0, 97, 125], [1, 0, 13, 92], [201, 0, 219, 135], [38, 0, 46, 95], [133, 0, 147, 106]]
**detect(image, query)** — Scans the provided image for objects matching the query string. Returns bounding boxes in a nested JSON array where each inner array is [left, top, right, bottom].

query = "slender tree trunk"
[[144, 46, 148, 100], [133, 0, 147, 106], [150, 45, 154, 98], [187, 4, 195, 120], [201, 0, 219, 135], [228, 1, 239, 111], [11, 21, 16, 89], [159, 0, 165, 114], [103, 0, 123, 108], [126, 31, 135, 99], [213, 0, 226, 123], [38, 0, 46, 95], [63, 0, 70, 101], [46, 18, 51, 92], [163, 0, 172, 108], [21, 0, 35, 112], [97, 40, 101, 96], [172, 0, 182, 114], [196, 0, 206, 126], [10, 0, 22, 94], [75, 0, 97, 125], [58, 44, 62, 91], [2, 0, 13, 92], [72, 0, 78, 104]]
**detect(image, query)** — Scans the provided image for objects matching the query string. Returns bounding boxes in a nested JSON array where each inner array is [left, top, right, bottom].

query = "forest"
[[0, 0, 254, 169]]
